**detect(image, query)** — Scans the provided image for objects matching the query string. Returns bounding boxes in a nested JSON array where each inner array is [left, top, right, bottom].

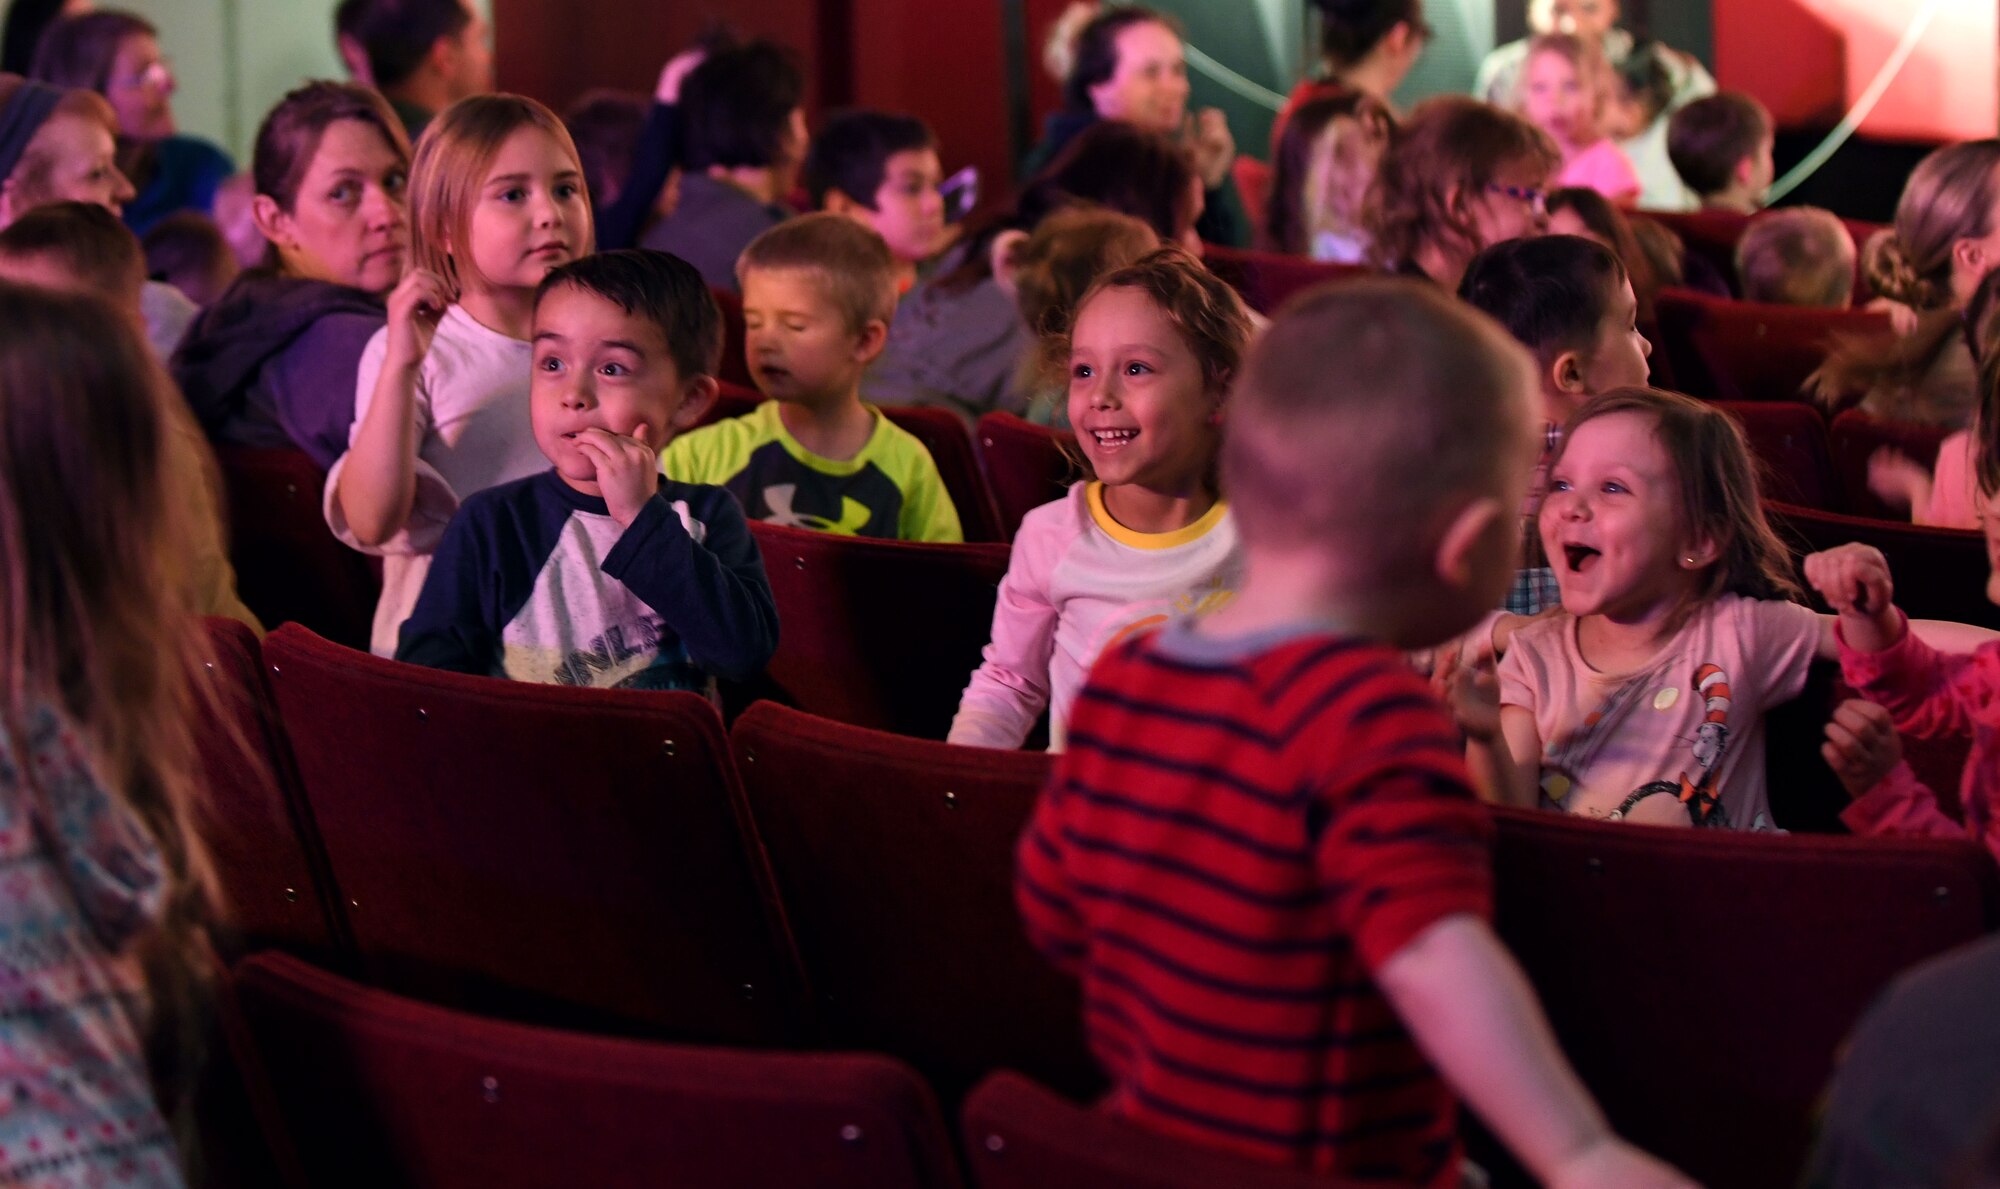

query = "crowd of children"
[[4, 0, 2000, 1183]]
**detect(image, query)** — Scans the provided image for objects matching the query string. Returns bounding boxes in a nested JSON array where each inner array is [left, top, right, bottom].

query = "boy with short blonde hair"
[[662, 212, 962, 541], [1735, 207, 1856, 308], [1021, 279, 1688, 1187]]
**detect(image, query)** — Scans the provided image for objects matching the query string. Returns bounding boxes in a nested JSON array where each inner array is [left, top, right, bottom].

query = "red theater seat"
[[880, 403, 1006, 543], [193, 618, 348, 963], [228, 952, 962, 1189], [1714, 400, 1837, 509], [1765, 501, 2000, 630], [214, 445, 379, 649], [1827, 409, 1953, 520], [1200, 243, 1367, 314], [1654, 289, 1889, 402], [747, 522, 1009, 738], [709, 286, 756, 389], [260, 625, 805, 1044], [960, 1071, 1367, 1189], [732, 703, 1099, 1106], [976, 412, 1074, 541], [1642, 209, 1885, 302], [1486, 806, 1997, 1189]]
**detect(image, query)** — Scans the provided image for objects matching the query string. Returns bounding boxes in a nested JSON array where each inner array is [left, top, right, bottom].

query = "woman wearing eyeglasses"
[[30, 9, 232, 237]]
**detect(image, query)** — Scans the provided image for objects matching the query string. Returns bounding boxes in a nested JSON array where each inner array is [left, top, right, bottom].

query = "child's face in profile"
[[864, 147, 948, 265], [464, 126, 590, 294], [1522, 50, 1597, 148], [740, 265, 877, 406], [1541, 411, 1696, 623], [530, 283, 701, 495], [1578, 275, 1652, 394], [1066, 284, 1216, 497]]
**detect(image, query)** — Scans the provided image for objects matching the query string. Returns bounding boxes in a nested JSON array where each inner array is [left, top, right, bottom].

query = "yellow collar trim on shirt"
[[1085, 481, 1227, 550]]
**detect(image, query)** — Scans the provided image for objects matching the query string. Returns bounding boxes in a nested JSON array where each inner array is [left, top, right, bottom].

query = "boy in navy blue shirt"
[[397, 249, 778, 691]]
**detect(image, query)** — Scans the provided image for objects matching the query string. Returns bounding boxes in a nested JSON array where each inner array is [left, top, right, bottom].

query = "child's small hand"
[[1822, 698, 1904, 801], [383, 269, 449, 372], [1866, 446, 1932, 515], [655, 47, 706, 103], [573, 424, 660, 528], [1431, 644, 1501, 742], [1182, 107, 1235, 189], [1803, 543, 1895, 621]]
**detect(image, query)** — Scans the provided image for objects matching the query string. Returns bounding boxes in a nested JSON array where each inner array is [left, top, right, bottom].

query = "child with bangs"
[[1517, 33, 1641, 206], [326, 93, 593, 657]]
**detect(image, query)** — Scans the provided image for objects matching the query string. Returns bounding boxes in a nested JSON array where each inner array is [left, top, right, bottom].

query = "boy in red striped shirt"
[[1019, 280, 1688, 1188]]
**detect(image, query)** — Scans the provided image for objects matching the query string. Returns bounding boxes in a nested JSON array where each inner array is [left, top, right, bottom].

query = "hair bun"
[[1866, 231, 1941, 311]]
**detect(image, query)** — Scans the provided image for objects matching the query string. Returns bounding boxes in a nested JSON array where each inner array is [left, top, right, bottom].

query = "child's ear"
[[1435, 495, 1508, 592], [988, 229, 1030, 301], [1679, 532, 1723, 571], [669, 374, 720, 431], [823, 188, 860, 216], [852, 317, 890, 365], [1549, 348, 1589, 395]]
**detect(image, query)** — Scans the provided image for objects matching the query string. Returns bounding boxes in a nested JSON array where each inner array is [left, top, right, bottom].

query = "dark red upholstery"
[[214, 446, 379, 650], [880, 403, 1006, 543], [732, 703, 1099, 1105], [1232, 155, 1272, 245], [1200, 243, 1367, 315], [1487, 806, 1997, 1189], [229, 952, 962, 1189], [193, 618, 348, 963], [260, 625, 805, 1044], [1827, 409, 1953, 520], [960, 1071, 1365, 1189], [1653, 289, 1889, 402], [746, 522, 1010, 739], [976, 412, 1074, 541], [1642, 209, 1886, 302], [710, 286, 756, 389], [1714, 400, 1837, 510], [1765, 500, 2000, 630]]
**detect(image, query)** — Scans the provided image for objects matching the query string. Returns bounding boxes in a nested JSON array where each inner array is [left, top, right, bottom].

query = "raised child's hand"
[[1547, 1137, 1699, 1189], [1182, 107, 1235, 189], [655, 47, 706, 104], [383, 269, 449, 373], [1866, 446, 1932, 515], [1803, 543, 1895, 621], [1823, 698, 1904, 801], [573, 423, 660, 529]]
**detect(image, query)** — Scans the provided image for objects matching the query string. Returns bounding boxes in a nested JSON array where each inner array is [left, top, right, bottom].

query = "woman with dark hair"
[[1272, 0, 1428, 148], [1024, 5, 1248, 248], [1, 0, 85, 75], [171, 81, 410, 467], [29, 8, 232, 234], [869, 120, 1206, 420]]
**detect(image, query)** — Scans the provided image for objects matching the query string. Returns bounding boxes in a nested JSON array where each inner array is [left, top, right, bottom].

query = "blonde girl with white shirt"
[[326, 94, 593, 655]]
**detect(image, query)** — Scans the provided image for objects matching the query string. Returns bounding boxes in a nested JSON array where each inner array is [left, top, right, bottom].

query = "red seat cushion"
[[214, 446, 379, 649], [1655, 289, 1889, 402], [976, 411, 1074, 542], [1713, 400, 1837, 509], [1199, 243, 1368, 315]]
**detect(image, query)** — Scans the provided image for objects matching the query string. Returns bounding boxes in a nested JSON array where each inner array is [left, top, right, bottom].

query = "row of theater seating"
[[198, 619, 1995, 1188]]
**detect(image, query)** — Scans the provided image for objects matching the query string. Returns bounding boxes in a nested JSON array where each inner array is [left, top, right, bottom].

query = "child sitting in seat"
[[398, 249, 776, 690], [1517, 33, 1641, 206], [661, 212, 962, 542], [1734, 207, 1856, 308], [950, 248, 1249, 751], [804, 109, 949, 294], [1667, 91, 1775, 215], [1020, 278, 1690, 1187], [999, 204, 1159, 423]]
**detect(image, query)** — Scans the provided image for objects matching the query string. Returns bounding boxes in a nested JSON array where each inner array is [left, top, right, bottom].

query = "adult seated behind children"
[[804, 108, 950, 295], [641, 40, 807, 293], [1020, 277, 1691, 1187], [1476, 0, 1713, 119], [662, 213, 963, 542], [1666, 91, 1774, 216], [333, 0, 494, 140], [1734, 206, 1855, 308], [397, 249, 777, 690]]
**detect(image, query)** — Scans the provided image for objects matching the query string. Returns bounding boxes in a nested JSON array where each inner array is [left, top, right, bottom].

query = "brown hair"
[[0, 198, 143, 302], [1062, 6, 1181, 113], [1266, 89, 1393, 257], [1962, 268, 2000, 498], [1226, 276, 1534, 556], [1013, 205, 1159, 407], [407, 93, 590, 302], [1060, 246, 1252, 487], [737, 211, 898, 333], [0, 73, 119, 207], [1366, 95, 1559, 272], [1548, 186, 1659, 320], [253, 80, 410, 213], [1553, 388, 1801, 621], [1734, 208, 1856, 308], [26, 9, 152, 95], [1666, 91, 1773, 198]]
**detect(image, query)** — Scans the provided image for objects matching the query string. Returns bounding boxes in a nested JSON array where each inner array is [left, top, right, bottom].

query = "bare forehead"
[[1114, 21, 1183, 64]]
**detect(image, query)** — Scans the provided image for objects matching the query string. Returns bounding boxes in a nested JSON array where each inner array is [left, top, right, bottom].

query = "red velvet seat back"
[[214, 445, 379, 649], [1641, 209, 1887, 303], [229, 952, 962, 1189], [1765, 500, 2000, 630], [976, 412, 1074, 542], [1200, 243, 1368, 315], [1827, 409, 1953, 520], [260, 625, 804, 1044], [747, 522, 1010, 739], [1713, 400, 1837, 510], [880, 403, 1007, 543], [709, 286, 756, 389], [1654, 289, 1888, 402], [732, 703, 1099, 1106], [193, 618, 349, 963], [1487, 806, 1997, 1189], [960, 1071, 1368, 1189]]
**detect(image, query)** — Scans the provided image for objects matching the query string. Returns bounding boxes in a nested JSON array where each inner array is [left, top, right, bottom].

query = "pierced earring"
[[1684, 555, 1697, 566]]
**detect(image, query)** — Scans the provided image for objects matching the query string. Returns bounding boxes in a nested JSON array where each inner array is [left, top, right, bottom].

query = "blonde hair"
[[1367, 96, 1560, 271], [1523, 33, 1611, 134], [1734, 208, 1855, 308], [737, 211, 899, 333], [0, 73, 118, 210], [407, 93, 591, 301]]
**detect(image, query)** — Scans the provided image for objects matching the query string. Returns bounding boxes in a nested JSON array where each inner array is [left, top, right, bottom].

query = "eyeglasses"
[[1487, 183, 1548, 216]]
